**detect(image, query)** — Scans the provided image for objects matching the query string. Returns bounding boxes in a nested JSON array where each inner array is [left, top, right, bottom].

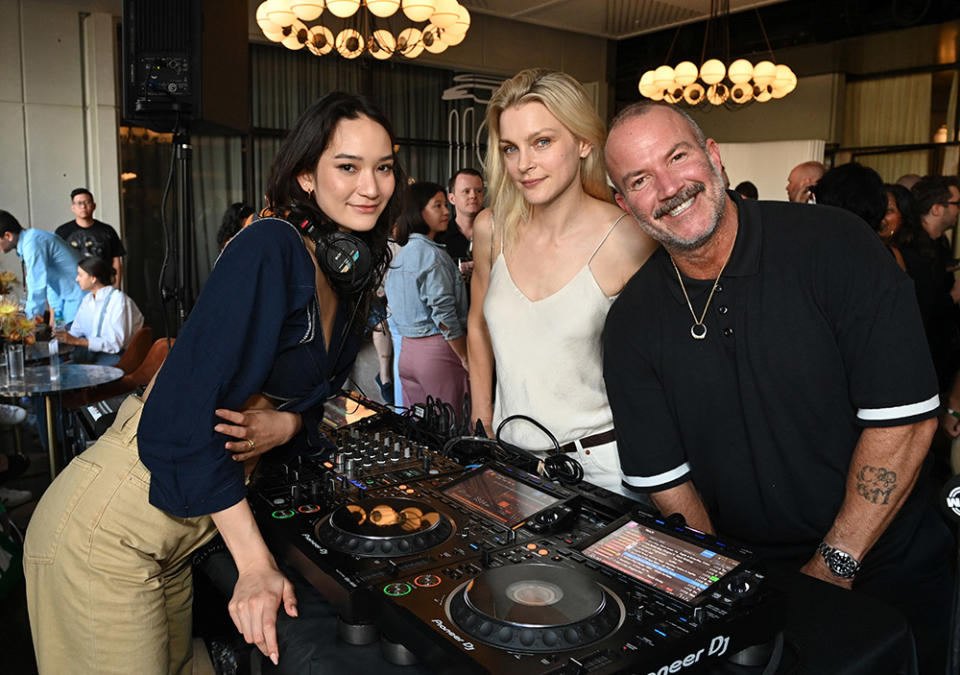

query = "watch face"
[[827, 551, 858, 578]]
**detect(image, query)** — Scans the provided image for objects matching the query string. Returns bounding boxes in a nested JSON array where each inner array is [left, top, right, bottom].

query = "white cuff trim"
[[623, 462, 691, 488], [857, 394, 940, 422]]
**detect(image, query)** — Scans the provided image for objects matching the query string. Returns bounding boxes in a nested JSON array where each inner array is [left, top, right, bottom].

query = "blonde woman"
[[468, 69, 657, 494]]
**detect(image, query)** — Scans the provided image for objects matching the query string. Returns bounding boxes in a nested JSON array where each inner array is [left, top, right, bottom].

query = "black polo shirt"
[[436, 219, 471, 261], [603, 193, 939, 563]]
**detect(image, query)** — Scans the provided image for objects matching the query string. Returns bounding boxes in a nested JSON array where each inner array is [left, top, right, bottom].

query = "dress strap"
[[588, 213, 627, 264]]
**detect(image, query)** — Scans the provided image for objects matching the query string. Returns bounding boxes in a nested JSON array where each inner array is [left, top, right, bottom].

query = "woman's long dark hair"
[[885, 183, 927, 253], [395, 182, 445, 246], [264, 92, 406, 332]]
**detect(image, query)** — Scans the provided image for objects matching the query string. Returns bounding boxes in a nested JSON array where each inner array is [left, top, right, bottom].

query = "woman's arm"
[[211, 499, 296, 666], [467, 210, 496, 432]]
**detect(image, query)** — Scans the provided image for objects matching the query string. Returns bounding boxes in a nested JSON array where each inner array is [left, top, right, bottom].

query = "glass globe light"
[[306, 25, 334, 55], [336, 27, 364, 58], [754, 85, 773, 102], [422, 24, 448, 53], [281, 20, 308, 49], [728, 59, 753, 85], [638, 71, 658, 99], [673, 61, 698, 87], [367, 0, 400, 17], [706, 83, 729, 105], [683, 83, 705, 105], [369, 30, 396, 59], [290, 0, 324, 21], [653, 65, 675, 91], [402, 0, 437, 22], [752, 61, 776, 88], [447, 4, 470, 36], [700, 59, 726, 85], [398, 27, 425, 58], [265, 0, 297, 26], [327, 0, 360, 18], [730, 83, 754, 104], [430, 0, 460, 29]]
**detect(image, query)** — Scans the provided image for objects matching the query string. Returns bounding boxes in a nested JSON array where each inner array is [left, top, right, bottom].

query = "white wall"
[[0, 0, 122, 281], [719, 140, 826, 203]]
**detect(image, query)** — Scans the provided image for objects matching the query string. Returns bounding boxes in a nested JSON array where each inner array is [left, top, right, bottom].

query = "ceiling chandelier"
[[256, 0, 471, 60], [638, 0, 796, 108]]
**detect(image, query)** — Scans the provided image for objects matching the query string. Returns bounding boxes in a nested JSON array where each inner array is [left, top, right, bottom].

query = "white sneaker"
[[0, 486, 32, 508], [0, 404, 26, 426]]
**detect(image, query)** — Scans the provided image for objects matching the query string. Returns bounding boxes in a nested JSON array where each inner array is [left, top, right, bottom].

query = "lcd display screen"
[[321, 395, 378, 429], [582, 520, 741, 603], [443, 467, 561, 526]]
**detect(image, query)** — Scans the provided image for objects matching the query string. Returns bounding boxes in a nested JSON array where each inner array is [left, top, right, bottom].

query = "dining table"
[[0, 363, 123, 478]]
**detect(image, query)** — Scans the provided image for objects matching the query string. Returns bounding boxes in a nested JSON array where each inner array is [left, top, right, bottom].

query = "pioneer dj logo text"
[[431, 619, 476, 651], [646, 635, 730, 675], [300, 533, 327, 555]]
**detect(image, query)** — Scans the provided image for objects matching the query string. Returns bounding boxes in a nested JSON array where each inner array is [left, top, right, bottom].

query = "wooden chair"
[[67, 338, 175, 408], [113, 326, 153, 375]]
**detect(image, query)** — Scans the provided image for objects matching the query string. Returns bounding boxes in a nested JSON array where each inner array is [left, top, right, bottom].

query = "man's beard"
[[628, 166, 727, 252]]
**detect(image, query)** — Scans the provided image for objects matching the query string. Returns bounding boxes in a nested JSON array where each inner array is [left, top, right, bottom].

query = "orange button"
[[526, 543, 537, 550], [538, 549, 549, 556], [398, 485, 407, 490], [406, 488, 415, 494], [323, 461, 333, 469], [584, 450, 591, 455]]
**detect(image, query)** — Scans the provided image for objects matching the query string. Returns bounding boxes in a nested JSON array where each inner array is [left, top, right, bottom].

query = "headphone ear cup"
[[317, 231, 372, 296]]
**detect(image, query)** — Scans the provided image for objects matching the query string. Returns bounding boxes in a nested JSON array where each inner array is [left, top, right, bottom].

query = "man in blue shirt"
[[0, 211, 83, 323]]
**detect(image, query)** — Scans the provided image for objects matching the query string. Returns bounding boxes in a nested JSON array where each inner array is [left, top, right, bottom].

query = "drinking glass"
[[7, 343, 24, 380]]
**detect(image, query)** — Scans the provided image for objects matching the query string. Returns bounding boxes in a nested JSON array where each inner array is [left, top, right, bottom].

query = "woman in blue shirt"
[[24, 93, 403, 674], [385, 182, 469, 413]]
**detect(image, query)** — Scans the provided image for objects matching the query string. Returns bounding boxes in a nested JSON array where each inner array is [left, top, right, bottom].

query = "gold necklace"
[[669, 251, 732, 340]]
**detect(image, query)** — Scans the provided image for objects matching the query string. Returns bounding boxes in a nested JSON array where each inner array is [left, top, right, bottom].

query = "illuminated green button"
[[709, 576, 719, 582], [383, 582, 412, 597], [271, 509, 295, 519]]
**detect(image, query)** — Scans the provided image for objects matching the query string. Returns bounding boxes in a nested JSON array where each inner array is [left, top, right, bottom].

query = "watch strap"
[[817, 541, 861, 579]]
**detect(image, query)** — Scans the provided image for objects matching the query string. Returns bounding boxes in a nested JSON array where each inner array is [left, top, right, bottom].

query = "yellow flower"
[[0, 298, 18, 317]]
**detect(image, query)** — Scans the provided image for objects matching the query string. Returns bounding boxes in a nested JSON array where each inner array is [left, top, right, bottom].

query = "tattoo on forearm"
[[856, 466, 897, 504]]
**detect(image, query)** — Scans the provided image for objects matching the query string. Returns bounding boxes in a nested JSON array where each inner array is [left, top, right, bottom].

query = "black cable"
[[157, 114, 181, 350], [495, 414, 584, 484]]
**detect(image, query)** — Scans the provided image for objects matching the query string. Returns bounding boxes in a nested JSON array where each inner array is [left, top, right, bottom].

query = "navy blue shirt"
[[138, 218, 358, 517]]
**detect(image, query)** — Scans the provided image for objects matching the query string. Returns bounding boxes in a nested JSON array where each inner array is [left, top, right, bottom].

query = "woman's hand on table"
[[214, 408, 302, 461]]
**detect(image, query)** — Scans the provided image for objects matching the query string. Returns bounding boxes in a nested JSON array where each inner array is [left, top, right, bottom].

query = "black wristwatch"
[[817, 541, 861, 579]]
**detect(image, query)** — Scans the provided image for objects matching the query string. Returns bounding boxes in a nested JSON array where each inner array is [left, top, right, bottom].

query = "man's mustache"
[[654, 183, 705, 219]]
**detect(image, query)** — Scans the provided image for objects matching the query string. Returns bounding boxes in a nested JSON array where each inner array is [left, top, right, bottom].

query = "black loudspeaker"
[[122, 0, 249, 133]]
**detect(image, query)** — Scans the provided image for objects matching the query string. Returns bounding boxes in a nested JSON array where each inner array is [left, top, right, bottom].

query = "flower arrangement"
[[0, 295, 37, 345], [0, 271, 17, 295]]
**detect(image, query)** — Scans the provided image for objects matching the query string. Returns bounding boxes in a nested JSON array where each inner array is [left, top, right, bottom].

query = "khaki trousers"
[[24, 395, 218, 675]]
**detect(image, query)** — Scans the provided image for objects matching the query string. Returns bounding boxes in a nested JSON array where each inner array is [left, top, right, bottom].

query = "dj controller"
[[250, 393, 785, 674]]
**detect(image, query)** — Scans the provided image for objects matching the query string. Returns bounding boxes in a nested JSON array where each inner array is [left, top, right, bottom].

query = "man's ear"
[[615, 192, 628, 212]]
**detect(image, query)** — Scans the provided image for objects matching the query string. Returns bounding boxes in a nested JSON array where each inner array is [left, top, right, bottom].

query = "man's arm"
[[649, 481, 715, 534], [112, 256, 123, 291], [20, 235, 48, 319], [467, 210, 495, 431], [800, 418, 936, 589]]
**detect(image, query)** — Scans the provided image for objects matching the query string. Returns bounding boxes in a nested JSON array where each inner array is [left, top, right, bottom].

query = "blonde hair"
[[485, 69, 612, 242]]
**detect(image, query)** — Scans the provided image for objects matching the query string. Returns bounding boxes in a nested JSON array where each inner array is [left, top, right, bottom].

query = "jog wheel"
[[447, 562, 624, 653], [315, 497, 453, 557]]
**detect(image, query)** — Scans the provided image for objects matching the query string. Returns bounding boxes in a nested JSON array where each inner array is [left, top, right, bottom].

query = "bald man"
[[786, 161, 826, 203]]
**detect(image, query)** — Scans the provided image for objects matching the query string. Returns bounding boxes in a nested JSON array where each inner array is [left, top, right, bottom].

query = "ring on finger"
[[247, 438, 256, 451]]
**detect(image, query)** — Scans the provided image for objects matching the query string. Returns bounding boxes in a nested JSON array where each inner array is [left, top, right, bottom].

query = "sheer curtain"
[[844, 73, 932, 181], [250, 44, 463, 194]]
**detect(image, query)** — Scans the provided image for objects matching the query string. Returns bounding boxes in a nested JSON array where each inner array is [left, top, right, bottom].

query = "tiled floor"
[[0, 336, 387, 675]]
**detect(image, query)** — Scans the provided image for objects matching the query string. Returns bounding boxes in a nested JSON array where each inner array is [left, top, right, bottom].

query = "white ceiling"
[[463, 0, 788, 39]]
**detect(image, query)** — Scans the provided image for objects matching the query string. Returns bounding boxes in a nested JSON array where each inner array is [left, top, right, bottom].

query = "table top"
[[0, 364, 122, 396]]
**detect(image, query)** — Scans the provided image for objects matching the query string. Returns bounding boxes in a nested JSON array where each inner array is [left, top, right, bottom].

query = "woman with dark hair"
[[813, 162, 887, 231], [881, 183, 921, 270], [24, 93, 403, 674], [217, 202, 256, 251], [56, 256, 144, 364], [385, 181, 469, 411]]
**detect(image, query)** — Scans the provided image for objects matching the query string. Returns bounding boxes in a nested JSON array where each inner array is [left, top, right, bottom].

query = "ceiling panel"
[[463, 0, 789, 39]]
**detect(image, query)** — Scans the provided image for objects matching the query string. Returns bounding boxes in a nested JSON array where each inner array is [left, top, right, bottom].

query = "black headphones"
[[292, 206, 372, 297]]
